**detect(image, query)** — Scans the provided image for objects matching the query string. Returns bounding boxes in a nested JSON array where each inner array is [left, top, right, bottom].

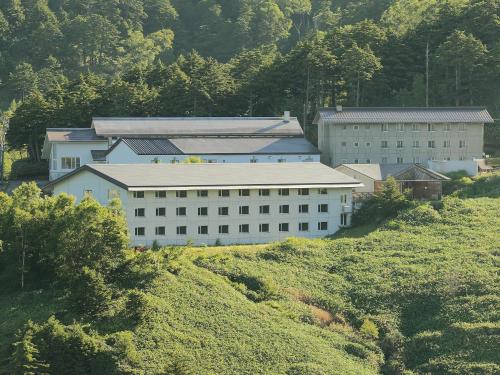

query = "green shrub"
[[69, 267, 113, 317], [360, 318, 379, 339], [10, 159, 48, 179], [397, 204, 441, 226], [287, 363, 326, 375]]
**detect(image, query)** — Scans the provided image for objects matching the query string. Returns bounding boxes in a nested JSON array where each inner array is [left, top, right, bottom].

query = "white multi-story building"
[[42, 115, 320, 180], [313, 107, 494, 169], [44, 163, 362, 246]]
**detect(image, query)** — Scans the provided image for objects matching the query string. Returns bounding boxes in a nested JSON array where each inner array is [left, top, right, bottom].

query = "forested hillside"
[[0, 174, 499, 373], [0, 0, 498, 161]]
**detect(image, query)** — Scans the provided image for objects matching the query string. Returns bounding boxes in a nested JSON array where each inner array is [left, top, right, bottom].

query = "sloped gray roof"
[[45, 128, 104, 142], [116, 137, 319, 155], [338, 164, 449, 181], [121, 138, 183, 155], [45, 163, 361, 190], [92, 117, 304, 137], [91, 150, 108, 161], [315, 107, 494, 124]]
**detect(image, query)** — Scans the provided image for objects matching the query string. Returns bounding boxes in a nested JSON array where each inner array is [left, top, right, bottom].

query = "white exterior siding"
[[334, 165, 375, 193], [318, 121, 484, 167], [52, 173, 352, 247], [50, 142, 108, 180], [107, 141, 319, 164]]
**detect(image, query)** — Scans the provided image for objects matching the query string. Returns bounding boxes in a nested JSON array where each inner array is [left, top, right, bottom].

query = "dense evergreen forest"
[[0, 0, 499, 161]]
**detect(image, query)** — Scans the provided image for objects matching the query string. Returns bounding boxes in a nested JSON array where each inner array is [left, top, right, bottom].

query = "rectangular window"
[[259, 223, 269, 233], [239, 206, 249, 215], [413, 157, 420, 163], [176, 207, 186, 216], [366, 159, 371, 164], [354, 142, 359, 147], [176, 191, 187, 198], [298, 188, 309, 196], [278, 188, 289, 196], [156, 207, 166, 217], [219, 190, 230, 197], [444, 124, 451, 131], [354, 159, 359, 164], [353, 125, 359, 130], [382, 157, 388, 164], [382, 124, 389, 132], [198, 207, 208, 216], [459, 123, 466, 131], [135, 227, 145, 236], [133, 191, 145, 199], [218, 207, 229, 216], [443, 140, 451, 148], [155, 226, 166, 236], [239, 224, 249, 233], [198, 226, 208, 235], [381, 140, 388, 148], [259, 205, 270, 214], [197, 190, 208, 197], [428, 140, 436, 149], [61, 157, 80, 170], [279, 205, 289, 214], [176, 226, 187, 235], [397, 140, 403, 148], [318, 188, 328, 195], [459, 140, 466, 148], [250, 157, 258, 163], [239, 189, 250, 197], [341, 141, 347, 147], [219, 225, 229, 234], [340, 194, 348, 204], [340, 213, 348, 226], [365, 124, 370, 130], [412, 124, 419, 132], [397, 157, 404, 164], [398, 124, 404, 131], [366, 142, 371, 147], [318, 204, 328, 213], [299, 222, 309, 232], [428, 123, 436, 132], [84, 189, 93, 197], [135, 208, 145, 217], [413, 140, 420, 148], [299, 204, 309, 213], [279, 223, 289, 232], [259, 189, 270, 196], [278, 158, 286, 163], [155, 191, 167, 198], [318, 222, 328, 231]]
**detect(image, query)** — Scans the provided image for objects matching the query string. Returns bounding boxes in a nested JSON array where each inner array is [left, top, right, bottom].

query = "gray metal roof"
[[45, 128, 104, 142], [45, 163, 361, 190], [315, 107, 494, 124], [116, 137, 319, 155], [338, 164, 449, 181], [121, 138, 183, 155], [92, 117, 304, 137]]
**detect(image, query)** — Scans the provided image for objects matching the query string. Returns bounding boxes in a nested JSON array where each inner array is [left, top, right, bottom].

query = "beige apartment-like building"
[[43, 163, 362, 247], [313, 107, 494, 169]]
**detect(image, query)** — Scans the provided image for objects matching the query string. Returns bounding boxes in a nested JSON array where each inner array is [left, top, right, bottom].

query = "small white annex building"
[[42, 115, 320, 181], [43, 163, 362, 247]]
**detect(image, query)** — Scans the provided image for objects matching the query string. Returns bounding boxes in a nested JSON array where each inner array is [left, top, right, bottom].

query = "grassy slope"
[[1, 175, 499, 373]]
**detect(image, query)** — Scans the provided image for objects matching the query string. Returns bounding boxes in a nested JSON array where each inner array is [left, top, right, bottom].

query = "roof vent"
[[284, 111, 291, 122], [336, 105, 343, 112]]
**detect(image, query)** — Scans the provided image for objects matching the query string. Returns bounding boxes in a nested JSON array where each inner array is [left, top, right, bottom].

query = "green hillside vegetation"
[[0, 174, 499, 374]]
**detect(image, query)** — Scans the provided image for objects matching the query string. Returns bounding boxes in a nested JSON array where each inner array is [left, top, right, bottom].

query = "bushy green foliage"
[[69, 267, 113, 318], [360, 319, 379, 339]]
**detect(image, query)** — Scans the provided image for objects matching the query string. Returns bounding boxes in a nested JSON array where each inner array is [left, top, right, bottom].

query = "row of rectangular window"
[[134, 188, 329, 199], [342, 124, 467, 132], [134, 221, 334, 236], [135, 204, 333, 217], [343, 140, 467, 149]]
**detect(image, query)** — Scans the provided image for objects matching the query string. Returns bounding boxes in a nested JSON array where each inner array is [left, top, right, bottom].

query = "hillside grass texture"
[[1, 173, 499, 373]]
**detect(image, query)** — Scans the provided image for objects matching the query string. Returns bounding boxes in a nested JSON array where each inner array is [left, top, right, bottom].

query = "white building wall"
[[107, 141, 320, 165], [427, 159, 479, 176], [318, 121, 484, 168], [52, 172, 353, 247], [50, 142, 108, 180], [334, 165, 375, 193]]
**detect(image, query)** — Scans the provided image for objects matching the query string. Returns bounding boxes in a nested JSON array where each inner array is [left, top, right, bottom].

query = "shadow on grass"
[[330, 223, 380, 239]]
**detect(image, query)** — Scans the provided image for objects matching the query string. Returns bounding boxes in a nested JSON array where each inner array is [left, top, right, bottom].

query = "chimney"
[[283, 111, 291, 122], [336, 105, 343, 112]]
